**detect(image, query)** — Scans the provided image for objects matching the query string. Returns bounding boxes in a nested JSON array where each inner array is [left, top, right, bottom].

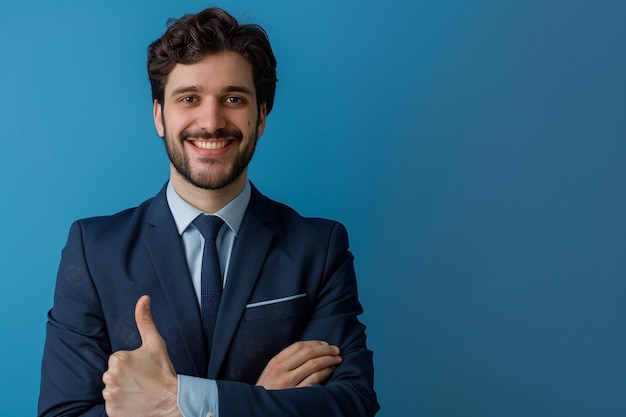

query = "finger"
[[296, 366, 337, 387], [270, 340, 327, 363], [289, 353, 342, 385], [276, 341, 340, 371], [134, 295, 162, 348], [256, 341, 340, 389]]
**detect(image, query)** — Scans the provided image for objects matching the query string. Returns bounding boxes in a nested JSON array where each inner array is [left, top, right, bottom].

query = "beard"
[[162, 122, 258, 191]]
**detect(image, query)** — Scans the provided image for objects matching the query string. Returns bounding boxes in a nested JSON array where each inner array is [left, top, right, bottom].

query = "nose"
[[195, 100, 226, 133]]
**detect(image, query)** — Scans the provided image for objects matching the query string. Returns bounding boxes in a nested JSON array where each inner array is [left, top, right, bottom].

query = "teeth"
[[193, 140, 228, 150]]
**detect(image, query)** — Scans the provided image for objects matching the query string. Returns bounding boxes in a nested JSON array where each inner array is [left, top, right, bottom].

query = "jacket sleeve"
[[217, 222, 379, 416], [38, 221, 109, 417]]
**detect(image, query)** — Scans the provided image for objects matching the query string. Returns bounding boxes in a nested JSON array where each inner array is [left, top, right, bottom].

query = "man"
[[38, 7, 378, 417]]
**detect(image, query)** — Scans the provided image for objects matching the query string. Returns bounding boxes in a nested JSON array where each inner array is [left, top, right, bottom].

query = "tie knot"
[[193, 214, 224, 241]]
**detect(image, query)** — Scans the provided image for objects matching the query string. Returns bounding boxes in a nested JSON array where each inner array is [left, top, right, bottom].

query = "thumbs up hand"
[[102, 296, 182, 417]]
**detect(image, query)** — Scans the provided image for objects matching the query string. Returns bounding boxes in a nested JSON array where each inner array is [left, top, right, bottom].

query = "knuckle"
[[293, 341, 306, 350], [267, 368, 279, 379], [102, 386, 115, 401], [306, 358, 321, 370], [301, 346, 315, 357], [276, 374, 291, 387], [267, 365, 283, 379], [109, 351, 127, 366], [102, 370, 119, 387]]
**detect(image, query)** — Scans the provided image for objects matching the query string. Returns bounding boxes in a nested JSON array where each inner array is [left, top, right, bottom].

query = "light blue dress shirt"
[[166, 180, 251, 417]]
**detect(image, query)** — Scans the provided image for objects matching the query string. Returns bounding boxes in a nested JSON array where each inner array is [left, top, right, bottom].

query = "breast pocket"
[[243, 293, 308, 322]]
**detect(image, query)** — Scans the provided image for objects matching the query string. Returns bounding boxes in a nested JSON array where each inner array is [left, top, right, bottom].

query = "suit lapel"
[[208, 186, 275, 378], [141, 186, 208, 377]]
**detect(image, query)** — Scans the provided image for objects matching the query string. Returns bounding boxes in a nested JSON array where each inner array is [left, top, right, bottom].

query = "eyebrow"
[[169, 85, 254, 98], [169, 85, 201, 97], [222, 85, 254, 96]]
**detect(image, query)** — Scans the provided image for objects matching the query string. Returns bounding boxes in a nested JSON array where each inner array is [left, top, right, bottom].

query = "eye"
[[180, 96, 198, 104], [225, 96, 244, 105]]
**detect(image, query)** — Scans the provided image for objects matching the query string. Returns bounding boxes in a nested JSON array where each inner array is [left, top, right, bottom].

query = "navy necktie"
[[192, 214, 224, 358]]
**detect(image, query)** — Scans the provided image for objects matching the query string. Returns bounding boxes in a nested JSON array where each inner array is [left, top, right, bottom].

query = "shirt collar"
[[166, 180, 251, 237]]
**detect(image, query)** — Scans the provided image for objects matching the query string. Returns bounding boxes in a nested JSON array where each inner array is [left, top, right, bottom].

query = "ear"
[[153, 99, 165, 137], [256, 102, 268, 138]]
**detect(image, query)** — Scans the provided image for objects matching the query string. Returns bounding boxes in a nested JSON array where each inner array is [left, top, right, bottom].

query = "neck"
[[169, 166, 247, 213]]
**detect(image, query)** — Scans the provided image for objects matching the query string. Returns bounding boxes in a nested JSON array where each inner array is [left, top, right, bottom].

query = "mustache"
[[180, 127, 243, 141]]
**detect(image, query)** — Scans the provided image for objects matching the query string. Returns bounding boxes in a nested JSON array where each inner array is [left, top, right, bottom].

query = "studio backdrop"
[[1, 0, 625, 416]]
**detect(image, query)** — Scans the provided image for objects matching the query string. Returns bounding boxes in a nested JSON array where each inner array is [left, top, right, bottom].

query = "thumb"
[[135, 295, 162, 349]]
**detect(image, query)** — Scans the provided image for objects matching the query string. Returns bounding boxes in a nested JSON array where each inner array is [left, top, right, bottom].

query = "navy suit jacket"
[[38, 184, 378, 416]]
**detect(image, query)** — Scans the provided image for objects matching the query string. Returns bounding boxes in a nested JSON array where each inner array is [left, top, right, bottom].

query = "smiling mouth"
[[191, 139, 230, 150]]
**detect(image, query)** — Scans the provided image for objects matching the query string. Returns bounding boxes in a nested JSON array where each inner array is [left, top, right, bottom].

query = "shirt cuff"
[[177, 374, 219, 417]]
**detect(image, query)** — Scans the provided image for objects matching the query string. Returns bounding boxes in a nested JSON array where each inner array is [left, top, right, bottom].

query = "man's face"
[[153, 51, 267, 191]]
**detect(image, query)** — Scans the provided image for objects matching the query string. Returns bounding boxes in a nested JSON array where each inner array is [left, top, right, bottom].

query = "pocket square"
[[245, 293, 307, 308]]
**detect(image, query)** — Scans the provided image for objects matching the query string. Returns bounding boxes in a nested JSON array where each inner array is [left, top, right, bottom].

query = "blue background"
[[1, 1, 625, 416]]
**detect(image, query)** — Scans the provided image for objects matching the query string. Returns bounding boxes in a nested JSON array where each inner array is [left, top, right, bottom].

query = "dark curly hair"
[[147, 8, 278, 113]]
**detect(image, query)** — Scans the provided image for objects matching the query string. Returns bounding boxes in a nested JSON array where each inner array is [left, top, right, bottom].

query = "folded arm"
[[39, 220, 378, 417]]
